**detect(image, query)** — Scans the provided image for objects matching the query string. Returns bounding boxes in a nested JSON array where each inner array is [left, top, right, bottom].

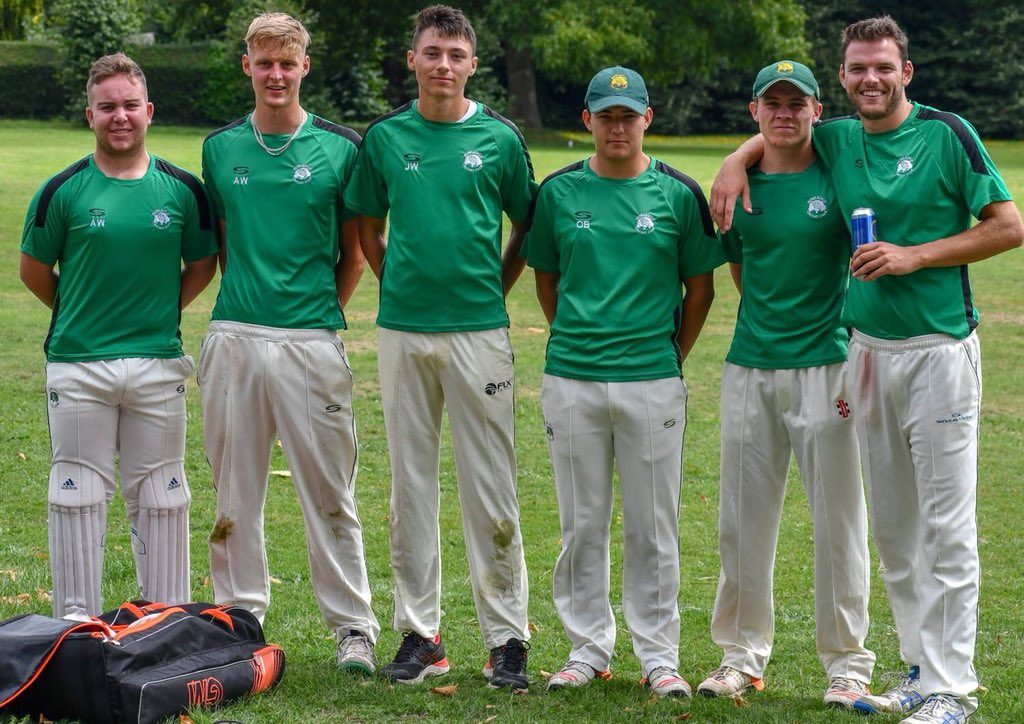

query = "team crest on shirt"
[[292, 163, 313, 184], [896, 155, 915, 176], [89, 208, 106, 228], [48, 387, 59, 407], [462, 150, 484, 172], [152, 209, 171, 229], [635, 212, 655, 234], [806, 196, 828, 219]]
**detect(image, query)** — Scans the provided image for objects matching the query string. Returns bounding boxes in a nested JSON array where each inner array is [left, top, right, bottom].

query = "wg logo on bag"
[[186, 676, 224, 707]]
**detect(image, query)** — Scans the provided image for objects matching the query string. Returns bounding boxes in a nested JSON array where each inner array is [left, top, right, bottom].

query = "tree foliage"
[[51, 0, 140, 116], [0, 0, 43, 39]]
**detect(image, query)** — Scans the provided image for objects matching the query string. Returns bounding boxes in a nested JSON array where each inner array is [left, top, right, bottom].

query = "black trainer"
[[483, 638, 529, 690], [380, 632, 450, 684]]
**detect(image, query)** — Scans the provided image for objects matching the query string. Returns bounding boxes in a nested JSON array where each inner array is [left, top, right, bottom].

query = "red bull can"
[[851, 207, 876, 252]]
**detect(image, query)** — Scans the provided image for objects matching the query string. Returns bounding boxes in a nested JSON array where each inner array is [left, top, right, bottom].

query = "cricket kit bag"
[[0, 600, 285, 723]]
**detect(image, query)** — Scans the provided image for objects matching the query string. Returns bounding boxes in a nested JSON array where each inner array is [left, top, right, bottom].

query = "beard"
[[848, 85, 905, 120]]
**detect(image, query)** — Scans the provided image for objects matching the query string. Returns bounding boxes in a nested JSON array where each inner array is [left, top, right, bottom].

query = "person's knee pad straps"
[[133, 463, 191, 605]]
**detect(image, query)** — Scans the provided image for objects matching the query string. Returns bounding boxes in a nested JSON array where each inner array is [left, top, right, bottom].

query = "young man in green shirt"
[[710, 17, 1023, 724], [20, 53, 218, 619], [344, 4, 533, 689], [524, 66, 722, 698], [200, 12, 379, 673], [696, 61, 874, 709]]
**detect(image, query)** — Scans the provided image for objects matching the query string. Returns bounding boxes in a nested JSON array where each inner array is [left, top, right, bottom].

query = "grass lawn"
[[0, 118, 1022, 722]]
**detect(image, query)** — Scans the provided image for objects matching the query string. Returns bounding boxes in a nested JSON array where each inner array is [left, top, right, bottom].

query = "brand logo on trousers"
[[167, 477, 182, 491], [325, 404, 343, 413], [484, 380, 512, 396], [836, 399, 852, 418], [61, 478, 77, 491]]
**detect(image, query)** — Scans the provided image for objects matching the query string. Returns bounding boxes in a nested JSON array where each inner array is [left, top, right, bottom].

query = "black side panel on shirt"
[[528, 161, 585, 223], [204, 116, 246, 143], [364, 101, 415, 136], [482, 106, 535, 181], [961, 266, 977, 331], [311, 116, 362, 148], [654, 160, 715, 238], [155, 158, 213, 231], [35, 158, 90, 228], [916, 107, 989, 175]]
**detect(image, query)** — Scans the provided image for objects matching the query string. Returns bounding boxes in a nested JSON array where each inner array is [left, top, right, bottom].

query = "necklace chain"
[[252, 110, 307, 156]]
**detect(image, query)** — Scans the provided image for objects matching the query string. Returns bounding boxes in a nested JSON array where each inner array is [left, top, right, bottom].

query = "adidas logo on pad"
[[167, 478, 181, 490], [61, 478, 77, 491]]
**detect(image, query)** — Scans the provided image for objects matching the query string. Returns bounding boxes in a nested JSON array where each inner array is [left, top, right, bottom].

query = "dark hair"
[[841, 15, 909, 64], [87, 52, 147, 100], [412, 4, 476, 54]]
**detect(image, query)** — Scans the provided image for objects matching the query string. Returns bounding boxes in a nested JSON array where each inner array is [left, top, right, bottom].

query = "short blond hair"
[[245, 12, 310, 55], [86, 52, 147, 101]]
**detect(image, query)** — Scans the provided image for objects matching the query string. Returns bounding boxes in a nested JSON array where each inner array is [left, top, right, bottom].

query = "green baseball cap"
[[752, 60, 819, 99], [585, 66, 649, 114]]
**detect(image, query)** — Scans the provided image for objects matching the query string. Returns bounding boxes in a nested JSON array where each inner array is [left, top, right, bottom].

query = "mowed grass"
[[0, 118, 1022, 722]]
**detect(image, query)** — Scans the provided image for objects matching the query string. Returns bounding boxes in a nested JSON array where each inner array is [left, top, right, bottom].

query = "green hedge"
[[0, 41, 217, 125]]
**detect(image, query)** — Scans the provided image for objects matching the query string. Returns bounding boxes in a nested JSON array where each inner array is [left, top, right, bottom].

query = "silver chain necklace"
[[251, 110, 307, 156]]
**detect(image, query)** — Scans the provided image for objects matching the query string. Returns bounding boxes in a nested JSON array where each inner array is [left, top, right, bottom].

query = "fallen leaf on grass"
[[271, 470, 292, 477], [34, 550, 47, 560], [675, 714, 693, 721], [36, 588, 50, 602], [18, 452, 27, 461], [699, 493, 708, 504], [1, 593, 31, 605], [996, 634, 1004, 645], [526, 327, 546, 334], [431, 684, 458, 697], [38, 715, 54, 723], [977, 684, 989, 693], [1, 569, 17, 582], [539, 670, 553, 680], [645, 694, 659, 704], [732, 694, 750, 707], [269, 576, 282, 584], [482, 716, 498, 723], [179, 716, 195, 724], [527, 622, 538, 633]]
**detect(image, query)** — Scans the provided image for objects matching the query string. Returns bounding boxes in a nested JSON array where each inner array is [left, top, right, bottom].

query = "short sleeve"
[[524, 184, 559, 273], [500, 131, 536, 223], [719, 227, 743, 264], [948, 117, 1013, 219], [676, 183, 727, 279], [20, 183, 65, 266], [180, 178, 218, 262], [343, 128, 390, 219], [201, 141, 225, 223]]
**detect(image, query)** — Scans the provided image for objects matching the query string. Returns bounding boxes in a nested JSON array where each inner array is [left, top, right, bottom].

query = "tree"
[[0, 0, 43, 39], [487, 0, 807, 128], [51, 0, 140, 116]]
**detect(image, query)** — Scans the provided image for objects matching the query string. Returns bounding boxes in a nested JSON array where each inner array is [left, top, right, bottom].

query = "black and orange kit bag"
[[0, 600, 285, 723]]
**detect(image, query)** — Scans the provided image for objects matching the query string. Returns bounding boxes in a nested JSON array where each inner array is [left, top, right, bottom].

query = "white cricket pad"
[[48, 462, 108, 618], [133, 463, 191, 605]]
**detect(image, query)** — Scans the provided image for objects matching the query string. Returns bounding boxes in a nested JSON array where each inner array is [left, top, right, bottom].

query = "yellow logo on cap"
[[610, 73, 629, 90], [777, 62, 794, 73]]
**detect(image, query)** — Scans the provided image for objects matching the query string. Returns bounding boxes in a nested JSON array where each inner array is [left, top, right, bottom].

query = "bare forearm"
[[502, 222, 529, 295], [677, 274, 716, 362], [534, 271, 559, 325], [358, 218, 387, 281], [180, 256, 217, 309], [19, 254, 57, 308]]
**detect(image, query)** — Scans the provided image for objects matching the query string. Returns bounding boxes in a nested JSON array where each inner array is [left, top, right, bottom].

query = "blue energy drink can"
[[851, 207, 876, 252]]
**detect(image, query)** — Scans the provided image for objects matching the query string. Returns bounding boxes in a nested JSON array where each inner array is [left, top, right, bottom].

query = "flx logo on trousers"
[[484, 380, 512, 396]]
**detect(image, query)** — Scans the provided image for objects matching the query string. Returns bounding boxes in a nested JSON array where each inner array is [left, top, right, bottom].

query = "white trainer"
[[645, 666, 692, 699], [697, 665, 764, 698], [899, 694, 968, 724], [546, 660, 610, 690], [823, 676, 870, 709], [853, 666, 925, 715], [337, 631, 376, 676]]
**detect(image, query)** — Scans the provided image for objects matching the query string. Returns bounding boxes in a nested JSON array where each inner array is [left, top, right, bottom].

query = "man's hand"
[[709, 156, 752, 232], [851, 241, 923, 280]]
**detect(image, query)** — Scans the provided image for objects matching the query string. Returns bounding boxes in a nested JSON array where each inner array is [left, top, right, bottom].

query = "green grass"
[[1, 119, 1022, 722]]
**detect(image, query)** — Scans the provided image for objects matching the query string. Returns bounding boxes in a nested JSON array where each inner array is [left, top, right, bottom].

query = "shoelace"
[[393, 632, 429, 662], [648, 666, 683, 684], [342, 632, 372, 658], [917, 695, 961, 717], [829, 676, 866, 692], [495, 638, 529, 670], [555, 661, 595, 681], [710, 665, 741, 682]]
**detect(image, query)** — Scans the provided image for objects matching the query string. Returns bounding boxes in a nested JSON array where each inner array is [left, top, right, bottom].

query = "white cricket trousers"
[[541, 373, 687, 675], [46, 357, 193, 618], [710, 362, 874, 682], [377, 327, 529, 649], [199, 322, 379, 643], [849, 330, 981, 714]]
